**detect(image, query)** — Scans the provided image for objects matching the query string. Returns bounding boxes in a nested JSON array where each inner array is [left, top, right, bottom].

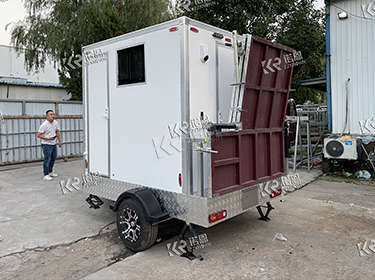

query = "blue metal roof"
[[0, 77, 64, 88]]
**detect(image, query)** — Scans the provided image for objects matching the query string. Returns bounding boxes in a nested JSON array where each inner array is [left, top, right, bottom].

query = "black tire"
[[116, 198, 158, 252]]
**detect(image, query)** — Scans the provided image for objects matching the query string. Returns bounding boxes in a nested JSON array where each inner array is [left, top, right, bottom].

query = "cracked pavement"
[[0, 158, 115, 258], [1, 158, 375, 279]]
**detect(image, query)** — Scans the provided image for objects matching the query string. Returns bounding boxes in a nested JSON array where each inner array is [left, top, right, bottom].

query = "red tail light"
[[209, 210, 227, 223], [271, 189, 282, 198], [225, 38, 231, 42]]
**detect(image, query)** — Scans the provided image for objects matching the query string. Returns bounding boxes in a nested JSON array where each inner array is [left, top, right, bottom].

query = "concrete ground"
[[83, 178, 375, 280], [1, 159, 375, 279], [0, 158, 115, 257]]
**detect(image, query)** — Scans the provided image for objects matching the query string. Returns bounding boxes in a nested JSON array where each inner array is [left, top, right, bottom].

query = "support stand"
[[256, 202, 274, 222], [179, 223, 203, 261]]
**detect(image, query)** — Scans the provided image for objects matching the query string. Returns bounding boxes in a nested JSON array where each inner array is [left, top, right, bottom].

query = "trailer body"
[[82, 17, 294, 238]]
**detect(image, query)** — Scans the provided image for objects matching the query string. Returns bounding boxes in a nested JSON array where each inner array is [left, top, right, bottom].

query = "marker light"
[[200, 44, 209, 63], [178, 173, 182, 186], [270, 189, 282, 198], [190, 27, 199, 33], [209, 210, 227, 223], [169, 27, 178, 32]]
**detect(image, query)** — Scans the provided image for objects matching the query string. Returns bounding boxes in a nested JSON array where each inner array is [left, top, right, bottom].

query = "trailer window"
[[118, 45, 145, 85]]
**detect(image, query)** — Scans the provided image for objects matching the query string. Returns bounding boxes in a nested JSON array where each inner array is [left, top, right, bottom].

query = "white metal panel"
[[86, 59, 109, 176], [188, 26, 221, 123], [26, 102, 55, 115], [330, 0, 375, 135], [86, 22, 183, 193], [216, 44, 235, 123], [0, 101, 22, 115], [0, 117, 83, 164], [58, 103, 83, 115]]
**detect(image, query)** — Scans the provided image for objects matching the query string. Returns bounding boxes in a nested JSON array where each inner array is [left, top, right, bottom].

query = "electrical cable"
[[331, 3, 375, 22]]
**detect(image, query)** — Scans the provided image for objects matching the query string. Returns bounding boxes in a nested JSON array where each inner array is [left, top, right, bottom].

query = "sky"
[[0, 0, 326, 46]]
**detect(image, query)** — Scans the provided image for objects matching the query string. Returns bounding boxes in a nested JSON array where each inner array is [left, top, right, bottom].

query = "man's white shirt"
[[39, 120, 59, 145]]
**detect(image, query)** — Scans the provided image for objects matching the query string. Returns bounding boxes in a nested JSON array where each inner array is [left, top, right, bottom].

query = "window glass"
[[118, 45, 145, 85]]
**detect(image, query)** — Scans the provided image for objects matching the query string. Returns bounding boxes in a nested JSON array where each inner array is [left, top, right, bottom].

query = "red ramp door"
[[212, 36, 294, 196]]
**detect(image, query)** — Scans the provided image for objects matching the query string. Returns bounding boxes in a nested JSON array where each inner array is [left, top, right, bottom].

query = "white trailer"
[[82, 17, 294, 256]]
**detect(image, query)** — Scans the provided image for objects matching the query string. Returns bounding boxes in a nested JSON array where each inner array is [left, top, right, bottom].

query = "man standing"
[[37, 110, 62, 180]]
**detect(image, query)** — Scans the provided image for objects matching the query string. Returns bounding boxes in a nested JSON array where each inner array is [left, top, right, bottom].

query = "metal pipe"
[[232, 31, 240, 84], [326, 1, 332, 132], [293, 117, 300, 172], [284, 121, 289, 175]]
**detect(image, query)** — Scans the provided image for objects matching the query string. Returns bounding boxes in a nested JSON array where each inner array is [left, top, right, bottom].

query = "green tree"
[[176, 0, 295, 39], [176, 0, 326, 104], [276, 0, 326, 104], [7, 0, 172, 101]]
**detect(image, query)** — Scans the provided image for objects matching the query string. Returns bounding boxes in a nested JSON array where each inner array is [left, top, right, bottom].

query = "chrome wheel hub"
[[119, 207, 141, 243]]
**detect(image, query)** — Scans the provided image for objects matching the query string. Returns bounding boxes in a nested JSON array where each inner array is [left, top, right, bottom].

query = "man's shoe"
[[49, 172, 58, 177], [43, 175, 53, 181]]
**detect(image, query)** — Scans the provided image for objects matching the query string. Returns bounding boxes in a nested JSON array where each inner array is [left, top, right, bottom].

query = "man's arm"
[[37, 132, 55, 141], [56, 130, 61, 148]]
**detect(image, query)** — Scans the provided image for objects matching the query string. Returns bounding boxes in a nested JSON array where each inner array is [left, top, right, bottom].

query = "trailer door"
[[216, 43, 235, 123], [86, 56, 110, 176], [211, 36, 294, 196]]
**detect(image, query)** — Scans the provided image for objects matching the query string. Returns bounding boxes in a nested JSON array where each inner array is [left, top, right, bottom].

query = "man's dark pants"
[[41, 144, 57, 176]]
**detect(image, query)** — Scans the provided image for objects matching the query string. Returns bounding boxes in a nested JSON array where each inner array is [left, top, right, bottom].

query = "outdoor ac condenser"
[[324, 138, 358, 160]]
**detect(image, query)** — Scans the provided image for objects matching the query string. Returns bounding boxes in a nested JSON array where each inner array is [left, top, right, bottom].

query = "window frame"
[[117, 44, 146, 86]]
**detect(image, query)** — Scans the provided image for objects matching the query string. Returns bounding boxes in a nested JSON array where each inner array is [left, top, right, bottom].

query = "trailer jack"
[[86, 194, 103, 209], [256, 202, 274, 222], [179, 223, 204, 261]]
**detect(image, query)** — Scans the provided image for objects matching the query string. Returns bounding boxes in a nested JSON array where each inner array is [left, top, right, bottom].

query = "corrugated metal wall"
[[330, 0, 375, 135], [0, 100, 83, 165]]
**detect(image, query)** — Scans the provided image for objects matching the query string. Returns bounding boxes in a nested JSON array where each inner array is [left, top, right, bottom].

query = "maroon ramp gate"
[[212, 36, 295, 196]]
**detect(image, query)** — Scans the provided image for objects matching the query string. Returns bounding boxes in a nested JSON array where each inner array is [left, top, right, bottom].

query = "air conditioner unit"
[[324, 138, 357, 160]]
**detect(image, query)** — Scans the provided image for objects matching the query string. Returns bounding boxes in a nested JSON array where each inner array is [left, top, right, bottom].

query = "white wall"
[[0, 45, 60, 84], [330, 0, 375, 135]]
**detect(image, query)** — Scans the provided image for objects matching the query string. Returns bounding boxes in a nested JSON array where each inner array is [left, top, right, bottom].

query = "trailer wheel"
[[116, 198, 158, 252]]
